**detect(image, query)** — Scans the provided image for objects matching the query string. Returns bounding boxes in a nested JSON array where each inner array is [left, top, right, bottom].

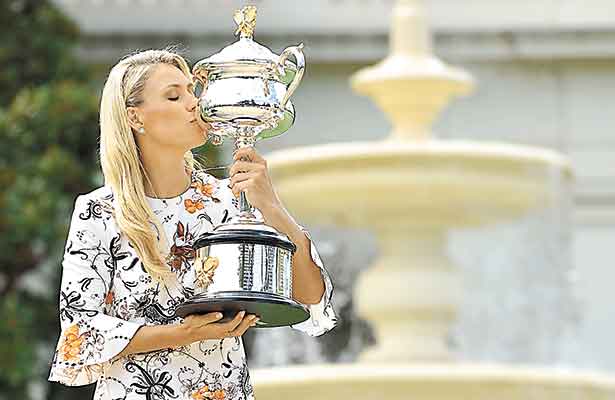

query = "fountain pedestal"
[[253, 364, 615, 400], [265, 140, 569, 363], [357, 227, 456, 362]]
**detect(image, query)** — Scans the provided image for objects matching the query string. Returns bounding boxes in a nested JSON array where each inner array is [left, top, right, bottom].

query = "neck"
[[139, 148, 191, 199]]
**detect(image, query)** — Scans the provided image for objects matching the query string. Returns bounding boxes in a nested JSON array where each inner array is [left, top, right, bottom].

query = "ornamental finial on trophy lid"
[[233, 5, 257, 39]]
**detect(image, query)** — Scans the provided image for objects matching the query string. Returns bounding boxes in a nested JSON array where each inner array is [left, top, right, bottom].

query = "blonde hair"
[[99, 49, 201, 282]]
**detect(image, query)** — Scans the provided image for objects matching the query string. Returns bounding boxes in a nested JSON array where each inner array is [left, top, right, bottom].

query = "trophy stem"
[[238, 191, 259, 221], [232, 131, 263, 224]]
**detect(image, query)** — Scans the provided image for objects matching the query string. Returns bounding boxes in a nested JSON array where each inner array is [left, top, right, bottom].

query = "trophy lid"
[[199, 6, 279, 65]]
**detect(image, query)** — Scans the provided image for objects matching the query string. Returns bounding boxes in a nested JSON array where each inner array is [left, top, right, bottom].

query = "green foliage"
[[0, 79, 100, 299], [0, 0, 83, 108], [0, 1, 98, 398], [0, 294, 36, 387]]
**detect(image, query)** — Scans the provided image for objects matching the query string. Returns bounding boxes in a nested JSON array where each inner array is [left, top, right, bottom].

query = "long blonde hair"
[[99, 49, 201, 282]]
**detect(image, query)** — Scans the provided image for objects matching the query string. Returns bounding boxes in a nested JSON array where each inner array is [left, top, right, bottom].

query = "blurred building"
[[52, 0, 615, 370]]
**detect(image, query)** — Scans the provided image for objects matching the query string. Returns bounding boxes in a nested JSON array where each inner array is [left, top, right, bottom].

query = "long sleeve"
[[48, 195, 143, 386], [289, 227, 338, 337]]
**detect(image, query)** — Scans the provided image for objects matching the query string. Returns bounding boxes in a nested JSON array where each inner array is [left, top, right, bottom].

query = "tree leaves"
[[0, 1, 98, 398]]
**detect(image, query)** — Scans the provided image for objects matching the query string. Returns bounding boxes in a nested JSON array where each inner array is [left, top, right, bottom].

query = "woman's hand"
[[228, 147, 282, 214], [178, 311, 259, 344]]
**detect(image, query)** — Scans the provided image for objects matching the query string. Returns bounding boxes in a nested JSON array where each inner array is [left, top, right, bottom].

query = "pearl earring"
[[138, 127, 145, 134]]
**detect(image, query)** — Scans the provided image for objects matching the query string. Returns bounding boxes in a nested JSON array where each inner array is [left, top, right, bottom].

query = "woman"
[[48, 49, 337, 399]]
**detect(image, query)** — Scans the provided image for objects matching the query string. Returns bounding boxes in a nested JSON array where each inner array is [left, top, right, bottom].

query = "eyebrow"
[[164, 82, 194, 90]]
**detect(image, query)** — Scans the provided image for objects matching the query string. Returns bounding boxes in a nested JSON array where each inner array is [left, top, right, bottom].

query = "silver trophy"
[[175, 6, 308, 328]]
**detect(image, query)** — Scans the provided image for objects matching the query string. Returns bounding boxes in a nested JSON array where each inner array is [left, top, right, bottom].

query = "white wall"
[[52, 0, 615, 34]]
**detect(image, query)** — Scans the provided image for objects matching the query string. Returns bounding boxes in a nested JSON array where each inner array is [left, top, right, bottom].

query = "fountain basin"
[[253, 364, 615, 400], [267, 140, 571, 228]]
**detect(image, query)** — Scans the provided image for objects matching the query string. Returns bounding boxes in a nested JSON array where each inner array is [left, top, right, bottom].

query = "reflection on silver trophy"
[[174, 6, 308, 327]]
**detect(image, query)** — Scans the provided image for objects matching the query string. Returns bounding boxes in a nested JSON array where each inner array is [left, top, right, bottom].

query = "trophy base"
[[174, 291, 310, 328]]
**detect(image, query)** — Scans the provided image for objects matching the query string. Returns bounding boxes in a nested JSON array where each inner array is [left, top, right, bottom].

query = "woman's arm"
[[260, 204, 325, 305], [116, 311, 258, 358], [225, 146, 338, 337], [227, 148, 325, 304]]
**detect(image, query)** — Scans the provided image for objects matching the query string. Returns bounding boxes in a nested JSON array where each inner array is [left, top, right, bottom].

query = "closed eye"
[[168, 96, 180, 101]]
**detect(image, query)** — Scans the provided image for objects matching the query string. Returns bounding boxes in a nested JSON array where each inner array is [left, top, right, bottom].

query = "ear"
[[126, 107, 143, 132]]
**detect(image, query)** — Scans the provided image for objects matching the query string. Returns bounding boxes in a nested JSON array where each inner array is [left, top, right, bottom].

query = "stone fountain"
[[251, 0, 615, 398]]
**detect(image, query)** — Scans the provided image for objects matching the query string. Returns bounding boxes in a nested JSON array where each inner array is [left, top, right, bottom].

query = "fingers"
[[230, 180, 253, 198], [233, 147, 267, 166], [229, 173, 256, 198], [216, 310, 245, 333], [228, 161, 265, 177], [184, 312, 223, 327], [227, 314, 259, 337], [218, 311, 259, 338], [229, 171, 256, 188], [183, 311, 258, 341]]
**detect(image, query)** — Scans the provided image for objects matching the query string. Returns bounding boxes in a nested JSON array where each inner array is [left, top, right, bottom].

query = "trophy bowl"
[[174, 6, 309, 327], [191, 6, 304, 145]]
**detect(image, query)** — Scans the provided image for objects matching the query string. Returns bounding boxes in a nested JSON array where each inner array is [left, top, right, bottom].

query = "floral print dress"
[[48, 170, 337, 400]]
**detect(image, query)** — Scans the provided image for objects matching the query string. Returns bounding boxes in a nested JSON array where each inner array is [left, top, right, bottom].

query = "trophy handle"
[[277, 43, 305, 109]]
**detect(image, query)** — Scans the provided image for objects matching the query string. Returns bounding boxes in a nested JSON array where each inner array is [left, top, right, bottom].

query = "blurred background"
[[1, 0, 614, 399]]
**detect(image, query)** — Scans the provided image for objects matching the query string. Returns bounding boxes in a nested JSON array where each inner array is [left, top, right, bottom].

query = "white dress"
[[48, 170, 337, 400]]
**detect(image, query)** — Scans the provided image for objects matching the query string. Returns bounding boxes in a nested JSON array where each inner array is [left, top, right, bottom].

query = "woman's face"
[[129, 63, 207, 151]]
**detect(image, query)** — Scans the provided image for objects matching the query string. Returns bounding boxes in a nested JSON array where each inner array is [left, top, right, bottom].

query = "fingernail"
[[216, 313, 223, 318]]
